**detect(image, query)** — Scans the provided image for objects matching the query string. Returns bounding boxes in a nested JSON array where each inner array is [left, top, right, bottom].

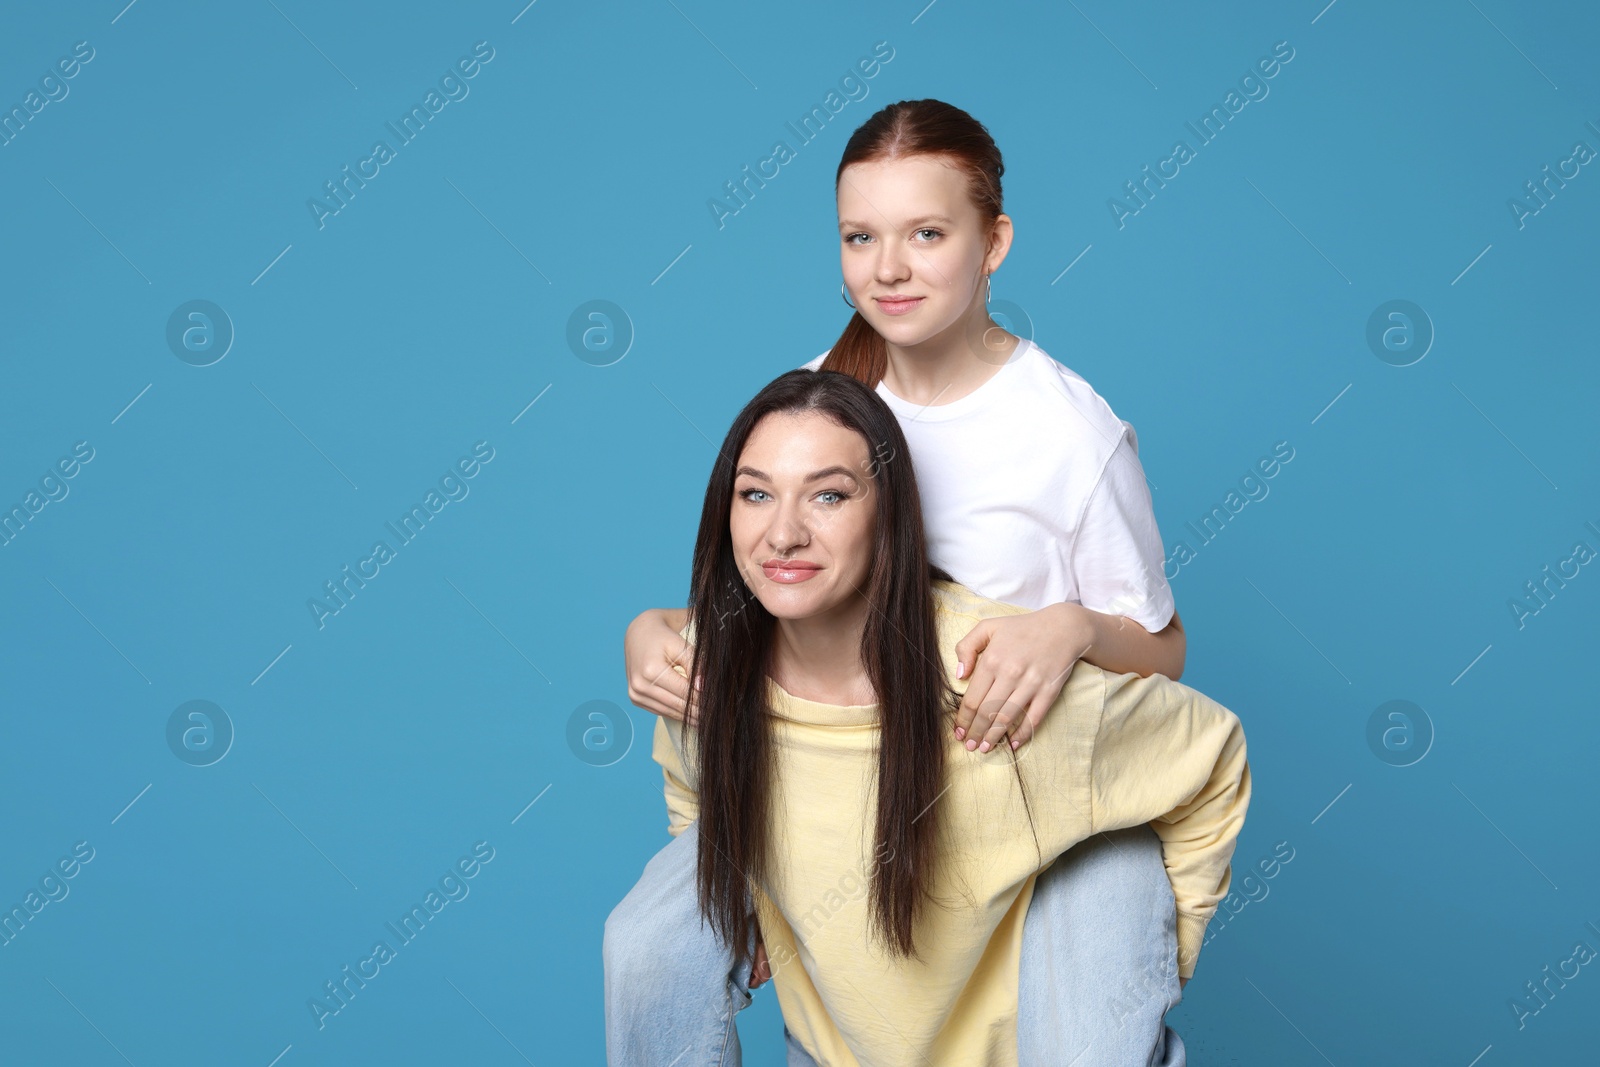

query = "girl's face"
[[730, 411, 877, 623], [837, 155, 1007, 350]]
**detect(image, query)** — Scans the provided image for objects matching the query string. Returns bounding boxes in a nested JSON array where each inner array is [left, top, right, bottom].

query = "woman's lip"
[[875, 296, 923, 316], [762, 561, 821, 583]]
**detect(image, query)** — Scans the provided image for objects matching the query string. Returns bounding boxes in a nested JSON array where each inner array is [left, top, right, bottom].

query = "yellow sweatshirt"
[[651, 579, 1250, 1066]]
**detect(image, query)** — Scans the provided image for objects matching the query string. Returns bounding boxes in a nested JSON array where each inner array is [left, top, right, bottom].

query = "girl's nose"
[[875, 242, 910, 282]]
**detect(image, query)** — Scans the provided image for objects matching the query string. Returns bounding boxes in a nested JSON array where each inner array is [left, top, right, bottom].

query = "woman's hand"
[[749, 938, 772, 989], [952, 603, 1097, 752], [624, 607, 697, 723]]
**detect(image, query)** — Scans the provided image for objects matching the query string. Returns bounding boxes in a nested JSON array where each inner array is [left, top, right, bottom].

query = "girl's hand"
[[952, 603, 1096, 752], [624, 608, 697, 723]]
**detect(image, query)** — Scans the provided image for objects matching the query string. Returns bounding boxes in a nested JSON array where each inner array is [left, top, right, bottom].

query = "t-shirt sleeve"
[[799, 351, 828, 372], [1069, 426, 1175, 633], [1086, 670, 1251, 978], [651, 716, 699, 838]]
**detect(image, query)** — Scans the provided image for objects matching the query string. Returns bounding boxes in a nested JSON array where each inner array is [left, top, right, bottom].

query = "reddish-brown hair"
[[821, 99, 1006, 386]]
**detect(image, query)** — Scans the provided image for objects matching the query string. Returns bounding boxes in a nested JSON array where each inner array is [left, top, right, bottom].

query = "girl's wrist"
[[1046, 601, 1098, 654]]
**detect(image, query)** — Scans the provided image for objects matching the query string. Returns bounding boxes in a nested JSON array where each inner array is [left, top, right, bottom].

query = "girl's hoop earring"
[[841, 282, 857, 310]]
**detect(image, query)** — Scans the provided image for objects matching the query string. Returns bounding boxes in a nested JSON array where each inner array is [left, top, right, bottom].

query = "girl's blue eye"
[[739, 488, 770, 503], [845, 232, 870, 245], [914, 228, 941, 241], [817, 490, 847, 504]]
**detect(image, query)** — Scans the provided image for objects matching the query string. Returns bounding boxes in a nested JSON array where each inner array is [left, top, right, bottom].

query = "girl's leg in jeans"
[[1017, 823, 1185, 1066], [604, 821, 824, 1067]]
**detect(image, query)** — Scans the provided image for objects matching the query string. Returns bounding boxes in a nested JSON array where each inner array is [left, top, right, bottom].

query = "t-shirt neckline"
[[765, 676, 881, 727], [875, 336, 1033, 423]]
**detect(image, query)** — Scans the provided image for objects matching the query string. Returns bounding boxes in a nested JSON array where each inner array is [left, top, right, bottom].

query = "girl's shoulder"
[[1008, 339, 1135, 446]]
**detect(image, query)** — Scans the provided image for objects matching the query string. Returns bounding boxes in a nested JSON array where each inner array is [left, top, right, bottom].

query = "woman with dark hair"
[[613, 99, 1195, 1064], [616, 368, 1248, 1065]]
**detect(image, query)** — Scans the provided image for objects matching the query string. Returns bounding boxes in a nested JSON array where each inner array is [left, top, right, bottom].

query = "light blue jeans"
[[604, 821, 1184, 1065]]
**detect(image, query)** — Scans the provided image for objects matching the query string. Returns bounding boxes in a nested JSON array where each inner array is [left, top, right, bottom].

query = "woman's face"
[[837, 155, 1003, 349], [730, 411, 877, 622]]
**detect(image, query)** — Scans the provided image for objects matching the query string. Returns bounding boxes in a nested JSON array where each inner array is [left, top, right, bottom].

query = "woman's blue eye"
[[845, 232, 870, 245], [739, 487, 847, 504], [914, 228, 941, 241]]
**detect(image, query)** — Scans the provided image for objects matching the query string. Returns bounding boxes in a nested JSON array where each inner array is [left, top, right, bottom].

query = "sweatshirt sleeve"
[[651, 716, 699, 838], [1086, 670, 1251, 978], [647, 617, 700, 837]]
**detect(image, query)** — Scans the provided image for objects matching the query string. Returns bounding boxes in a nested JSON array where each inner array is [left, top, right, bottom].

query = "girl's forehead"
[[839, 156, 969, 198]]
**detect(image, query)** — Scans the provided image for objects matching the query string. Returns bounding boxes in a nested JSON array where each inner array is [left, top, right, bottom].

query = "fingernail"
[[978, 741, 991, 753], [954, 727, 966, 741], [956, 661, 965, 679], [965, 738, 977, 751], [1010, 739, 1020, 750]]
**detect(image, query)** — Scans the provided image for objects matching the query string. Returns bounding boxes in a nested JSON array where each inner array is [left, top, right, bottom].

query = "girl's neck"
[[881, 305, 1019, 408], [768, 596, 876, 707]]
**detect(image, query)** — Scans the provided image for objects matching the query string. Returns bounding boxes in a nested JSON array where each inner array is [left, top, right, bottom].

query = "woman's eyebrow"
[[736, 465, 862, 487]]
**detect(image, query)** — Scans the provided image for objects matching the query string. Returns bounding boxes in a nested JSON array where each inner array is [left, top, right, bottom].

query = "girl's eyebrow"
[[838, 213, 954, 232], [736, 465, 863, 488]]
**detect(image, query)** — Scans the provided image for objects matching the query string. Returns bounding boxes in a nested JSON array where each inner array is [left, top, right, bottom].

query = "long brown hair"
[[685, 368, 956, 960], [822, 99, 1007, 387]]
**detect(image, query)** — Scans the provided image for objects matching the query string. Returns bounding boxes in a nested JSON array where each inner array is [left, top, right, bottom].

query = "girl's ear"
[[985, 214, 1015, 274]]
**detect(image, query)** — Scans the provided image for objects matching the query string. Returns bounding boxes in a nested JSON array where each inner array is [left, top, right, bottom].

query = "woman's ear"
[[984, 214, 1015, 275]]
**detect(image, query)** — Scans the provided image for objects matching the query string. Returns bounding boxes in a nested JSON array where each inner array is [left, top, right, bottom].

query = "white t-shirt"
[[800, 338, 1174, 632]]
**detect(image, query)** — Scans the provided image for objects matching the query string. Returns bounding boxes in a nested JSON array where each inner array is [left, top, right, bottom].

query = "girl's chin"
[[863, 311, 955, 349]]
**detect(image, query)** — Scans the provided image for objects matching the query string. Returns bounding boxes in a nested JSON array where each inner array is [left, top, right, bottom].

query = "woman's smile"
[[763, 558, 823, 583]]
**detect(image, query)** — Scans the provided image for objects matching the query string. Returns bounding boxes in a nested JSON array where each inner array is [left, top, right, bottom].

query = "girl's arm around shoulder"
[[625, 606, 694, 721], [1046, 603, 1186, 680]]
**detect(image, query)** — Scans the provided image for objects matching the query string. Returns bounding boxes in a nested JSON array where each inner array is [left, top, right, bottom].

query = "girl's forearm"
[[1076, 607, 1186, 680]]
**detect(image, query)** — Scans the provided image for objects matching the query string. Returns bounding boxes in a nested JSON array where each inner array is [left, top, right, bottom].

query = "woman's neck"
[[880, 305, 1019, 408], [768, 595, 876, 707]]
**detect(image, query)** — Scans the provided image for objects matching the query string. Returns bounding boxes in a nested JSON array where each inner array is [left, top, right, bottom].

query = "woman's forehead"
[[739, 412, 870, 471]]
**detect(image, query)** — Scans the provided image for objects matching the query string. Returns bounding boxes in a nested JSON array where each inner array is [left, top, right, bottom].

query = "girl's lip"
[[876, 296, 923, 315]]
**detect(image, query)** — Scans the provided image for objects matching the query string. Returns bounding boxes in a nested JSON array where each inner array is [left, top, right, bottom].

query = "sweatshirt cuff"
[[1176, 911, 1208, 980]]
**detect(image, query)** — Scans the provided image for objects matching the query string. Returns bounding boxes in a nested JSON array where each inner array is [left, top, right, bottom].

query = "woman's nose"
[[766, 502, 811, 550]]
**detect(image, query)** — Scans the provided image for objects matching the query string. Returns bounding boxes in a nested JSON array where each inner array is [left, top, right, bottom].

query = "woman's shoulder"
[[930, 578, 1032, 625]]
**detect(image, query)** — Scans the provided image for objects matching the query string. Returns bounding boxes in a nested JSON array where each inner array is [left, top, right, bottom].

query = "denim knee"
[[604, 824, 709, 991], [1057, 823, 1174, 914], [602, 881, 654, 985]]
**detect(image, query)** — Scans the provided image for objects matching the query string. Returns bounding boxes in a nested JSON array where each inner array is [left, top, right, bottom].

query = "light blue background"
[[2, 1, 1596, 1064]]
